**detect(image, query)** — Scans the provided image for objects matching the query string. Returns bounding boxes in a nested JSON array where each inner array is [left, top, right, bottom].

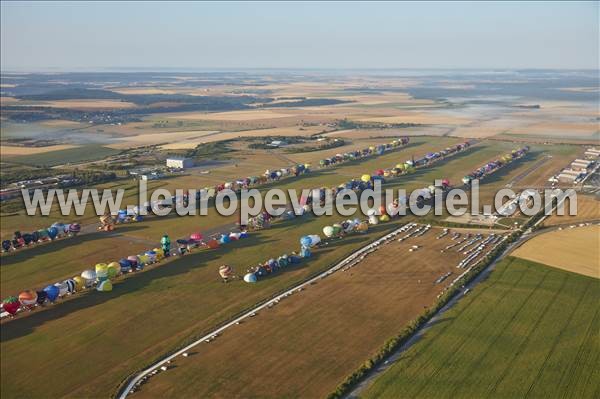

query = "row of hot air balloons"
[[462, 146, 530, 185], [358, 141, 471, 184], [318, 137, 410, 168], [1, 227, 256, 317], [1, 222, 81, 253]]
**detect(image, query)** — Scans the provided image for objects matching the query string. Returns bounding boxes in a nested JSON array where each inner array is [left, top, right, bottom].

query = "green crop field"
[[3, 144, 120, 166], [363, 257, 600, 399]]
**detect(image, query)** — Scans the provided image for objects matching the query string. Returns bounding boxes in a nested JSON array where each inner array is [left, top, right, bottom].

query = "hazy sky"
[[1, 1, 598, 71]]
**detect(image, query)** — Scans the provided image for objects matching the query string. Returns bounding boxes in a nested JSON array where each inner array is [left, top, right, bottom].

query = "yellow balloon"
[[361, 174, 371, 183], [72, 276, 85, 290], [107, 262, 120, 279]]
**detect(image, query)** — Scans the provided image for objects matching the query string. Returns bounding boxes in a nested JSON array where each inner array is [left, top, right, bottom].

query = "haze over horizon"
[[1, 1, 599, 72]]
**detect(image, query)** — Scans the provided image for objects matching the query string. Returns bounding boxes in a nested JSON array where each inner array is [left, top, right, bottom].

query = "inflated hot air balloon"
[[229, 232, 241, 240], [153, 248, 164, 261], [219, 265, 233, 280], [36, 290, 48, 305], [461, 175, 472, 185], [190, 232, 203, 242], [107, 262, 119, 279], [127, 256, 139, 268], [219, 234, 231, 244], [369, 215, 379, 225], [323, 226, 335, 237], [68, 223, 81, 235], [97, 280, 113, 292], [300, 236, 312, 247], [51, 222, 66, 237], [81, 269, 97, 287], [47, 226, 59, 240], [95, 263, 109, 282], [441, 178, 450, 188], [206, 239, 220, 249], [37, 229, 49, 241], [375, 169, 385, 176], [2, 296, 20, 315], [64, 279, 77, 294], [300, 246, 311, 258], [243, 273, 257, 283], [18, 290, 37, 307], [332, 224, 342, 236], [73, 276, 85, 291], [54, 281, 69, 297], [379, 214, 390, 222], [361, 174, 371, 183], [22, 233, 34, 246], [428, 185, 437, 194], [119, 259, 132, 273], [43, 285, 60, 303], [138, 254, 149, 266], [145, 251, 157, 263], [1, 240, 12, 252], [307, 235, 321, 246]]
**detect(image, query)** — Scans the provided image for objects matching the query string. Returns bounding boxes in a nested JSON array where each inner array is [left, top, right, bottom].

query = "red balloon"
[[2, 297, 20, 315], [376, 169, 385, 176]]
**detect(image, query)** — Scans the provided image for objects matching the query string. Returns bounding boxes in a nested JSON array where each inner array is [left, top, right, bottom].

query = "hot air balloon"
[[206, 239, 220, 249], [72, 276, 85, 291], [2, 296, 20, 315], [81, 269, 97, 287], [64, 279, 77, 294], [37, 229, 49, 241], [68, 222, 81, 236], [153, 248, 164, 261], [441, 178, 450, 188], [219, 265, 233, 281], [51, 222, 66, 237], [361, 174, 371, 183], [127, 255, 139, 268], [375, 169, 385, 176], [323, 226, 335, 237], [300, 236, 312, 247], [47, 226, 58, 240], [18, 290, 37, 308], [229, 232, 241, 240], [97, 280, 113, 292], [107, 262, 119, 279], [95, 263, 109, 282], [332, 224, 342, 236], [379, 214, 390, 222], [243, 273, 257, 283], [53, 281, 69, 297], [36, 290, 48, 305], [145, 250, 157, 263], [43, 285, 60, 303], [1, 240, 12, 252], [300, 246, 311, 258], [369, 215, 379, 225], [219, 234, 231, 244], [119, 259, 132, 273]]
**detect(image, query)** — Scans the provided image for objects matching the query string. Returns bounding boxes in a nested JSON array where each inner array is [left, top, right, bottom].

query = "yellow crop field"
[[512, 225, 599, 278], [1, 144, 78, 155]]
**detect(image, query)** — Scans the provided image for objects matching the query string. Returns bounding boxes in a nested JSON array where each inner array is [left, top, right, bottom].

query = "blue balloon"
[[47, 226, 58, 239], [43, 285, 60, 302], [300, 236, 312, 247], [301, 247, 312, 258], [219, 234, 231, 244]]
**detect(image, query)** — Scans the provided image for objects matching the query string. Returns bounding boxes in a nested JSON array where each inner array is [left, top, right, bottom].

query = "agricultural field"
[[513, 225, 599, 278], [129, 226, 501, 398], [1, 68, 598, 399], [363, 257, 600, 399], [543, 194, 600, 226]]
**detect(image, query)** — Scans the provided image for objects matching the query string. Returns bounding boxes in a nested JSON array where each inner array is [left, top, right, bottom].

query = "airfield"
[[1, 70, 599, 398]]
